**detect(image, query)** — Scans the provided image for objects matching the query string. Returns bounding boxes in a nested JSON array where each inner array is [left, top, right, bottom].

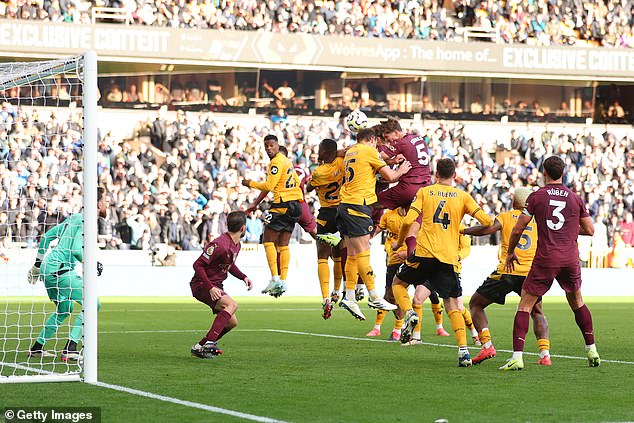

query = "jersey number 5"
[[344, 158, 356, 183], [547, 200, 566, 231], [433, 200, 450, 229], [415, 143, 430, 166]]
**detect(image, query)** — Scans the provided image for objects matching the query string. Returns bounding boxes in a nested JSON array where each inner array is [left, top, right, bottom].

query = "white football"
[[345, 110, 368, 134]]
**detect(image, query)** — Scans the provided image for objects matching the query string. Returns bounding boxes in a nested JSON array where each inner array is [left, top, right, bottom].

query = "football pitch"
[[1, 297, 633, 423]]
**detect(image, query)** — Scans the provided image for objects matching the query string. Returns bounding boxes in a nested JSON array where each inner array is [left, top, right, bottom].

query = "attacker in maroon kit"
[[190, 211, 253, 359], [499, 156, 600, 371]]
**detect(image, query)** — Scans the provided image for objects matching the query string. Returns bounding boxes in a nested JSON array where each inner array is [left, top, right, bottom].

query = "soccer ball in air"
[[345, 110, 368, 134]]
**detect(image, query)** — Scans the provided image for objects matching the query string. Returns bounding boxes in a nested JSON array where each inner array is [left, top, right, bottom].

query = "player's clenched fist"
[[27, 265, 40, 284]]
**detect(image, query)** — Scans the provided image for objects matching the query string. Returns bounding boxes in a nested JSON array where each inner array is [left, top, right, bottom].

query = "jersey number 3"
[[547, 200, 566, 231], [433, 200, 451, 229]]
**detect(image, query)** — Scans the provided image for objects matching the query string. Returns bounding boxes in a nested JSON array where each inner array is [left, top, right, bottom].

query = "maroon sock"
[[405, 237, 416, 256], [205, 311, 233, 342], [512, 311, 530, 352], [573, 304, 595, 345], [340, 248, 347, 273], [216, 326, 233, 341]]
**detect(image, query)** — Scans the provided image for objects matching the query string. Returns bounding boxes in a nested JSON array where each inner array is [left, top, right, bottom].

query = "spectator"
[[274, 81, 295, 108], [608, 101, 625, 118], [618, 212, 634, 246], [470, 96, 483, 114], [106, 84, 123, 102], [206, 80, 226, 106], [245, 211, 264, 243]]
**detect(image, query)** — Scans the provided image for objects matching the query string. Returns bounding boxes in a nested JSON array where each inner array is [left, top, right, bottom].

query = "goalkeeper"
[[28, 187, 107, 362]]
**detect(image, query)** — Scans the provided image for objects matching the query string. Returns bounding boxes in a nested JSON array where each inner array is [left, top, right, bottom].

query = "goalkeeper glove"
[[97, 261, 103, 277], [27, 265, 40, 285]]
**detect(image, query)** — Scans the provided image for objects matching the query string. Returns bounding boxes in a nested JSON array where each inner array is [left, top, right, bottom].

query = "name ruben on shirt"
[[547, 188, 569, 197]]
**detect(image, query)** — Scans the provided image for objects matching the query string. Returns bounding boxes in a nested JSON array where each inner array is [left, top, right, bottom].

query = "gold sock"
[[279, 246, 290, 280], [448, 309, 467, 347], [413, 304, 423, 333], [317, 259, 330, 299], [263, 242, 279, 277], [356, 250, 375, 291], [394, 318, 404, 331], [344, 255, 358, 290], [375, 310, 386, 326], [431, 303, 443, 326], [462, 308, 475, 331], [537, 338, 550, 353], [479, 328, 492, 345], [392, 283, 413, 312], [332, 257, 343, 292]]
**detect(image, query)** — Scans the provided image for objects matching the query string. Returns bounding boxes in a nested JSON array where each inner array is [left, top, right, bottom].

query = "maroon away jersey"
[[524, 184, 589, 265], [191, 233, 245, 290], [294, 165, 310, 192], [392, 134, 431, 186]]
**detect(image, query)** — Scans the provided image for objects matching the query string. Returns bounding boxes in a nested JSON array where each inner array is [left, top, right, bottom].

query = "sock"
[[448, 309, 467, 347], [413, 331, 420, 339], [356, 251, 375, 291], [512, 351, 523, 360], [31, 341, 44, 351], [392, 283, 413, 312], [64, 339, 78, 352], [344, 255, 358, 291], [405, 236, 417, 256], [461, 308, 475, 331], [205, 310, 232, 342], [375, 310, 386, 327], [332, 256, 343, 292], [480, 328, 492, 348], [279, 246, 290, 281], [36, 300, 73, 345], [512, 310, 530, 352], [538, 338, 550, 358], [431, 303, 443, 326], [216, 326, 233, 341], [573, 304, 595, 345], [393, 319, 404, 332], [317, 259, 330, 299], [585, 344, 596, 352], [413, 304, 423, 333], [263, 242, 279, 277]]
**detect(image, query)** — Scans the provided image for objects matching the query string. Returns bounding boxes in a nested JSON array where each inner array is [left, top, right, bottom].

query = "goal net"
[[0, 54, 98, 383]]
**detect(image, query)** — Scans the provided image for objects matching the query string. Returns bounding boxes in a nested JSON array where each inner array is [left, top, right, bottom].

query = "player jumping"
[[190, 211, 253, 359], [499, 156, 599, 371], [242, 135, 304, 298]]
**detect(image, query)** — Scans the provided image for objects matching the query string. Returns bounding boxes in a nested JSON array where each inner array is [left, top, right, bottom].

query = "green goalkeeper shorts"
[[41, 266, 83, 304]]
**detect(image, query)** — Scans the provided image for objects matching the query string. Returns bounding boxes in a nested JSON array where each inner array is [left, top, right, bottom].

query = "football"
[[345, 109, 368, 134]]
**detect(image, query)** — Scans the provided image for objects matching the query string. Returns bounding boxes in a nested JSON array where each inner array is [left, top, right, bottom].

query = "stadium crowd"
[[0, 103, 632, 266], [1, 0, 633, 48]]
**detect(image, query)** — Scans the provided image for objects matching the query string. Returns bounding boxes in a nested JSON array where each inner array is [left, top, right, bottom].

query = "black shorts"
[[476, 271, 541, 305], [385, 263, 400, 290], [266, 201, 302, 233], [395, 256, 461, 299], [316, 207, 339, 235], [336, 203, 374, 237]]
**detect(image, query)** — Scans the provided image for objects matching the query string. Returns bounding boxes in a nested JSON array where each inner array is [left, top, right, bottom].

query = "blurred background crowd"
[[0, 101, 632, 267], [1, 0, 633, 47]]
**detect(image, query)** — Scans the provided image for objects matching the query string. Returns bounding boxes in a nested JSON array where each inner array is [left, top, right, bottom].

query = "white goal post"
[[0, 52, 98, 383]]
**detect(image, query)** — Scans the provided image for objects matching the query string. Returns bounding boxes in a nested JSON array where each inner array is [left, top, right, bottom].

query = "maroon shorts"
[[523, 262, 582, 297], [377, 183, 419, 210], [191, 282, 225, 314], [297, 200, 316, 233]]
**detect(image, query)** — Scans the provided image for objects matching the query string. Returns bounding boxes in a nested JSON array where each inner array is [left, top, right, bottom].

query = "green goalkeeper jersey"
[[39, 213, 83, 273]]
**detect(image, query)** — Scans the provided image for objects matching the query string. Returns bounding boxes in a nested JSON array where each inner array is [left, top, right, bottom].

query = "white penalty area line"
[[257, 329, 634, 366], [97, 328, 634, 365], [92, 381, 290, 423]]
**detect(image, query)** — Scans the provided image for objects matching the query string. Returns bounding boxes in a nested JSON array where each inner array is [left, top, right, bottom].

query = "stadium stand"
[[2, 0, 633, 48]]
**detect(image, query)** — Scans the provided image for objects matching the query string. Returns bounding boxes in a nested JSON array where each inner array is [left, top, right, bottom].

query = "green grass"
[[1, 297, 634, 422]]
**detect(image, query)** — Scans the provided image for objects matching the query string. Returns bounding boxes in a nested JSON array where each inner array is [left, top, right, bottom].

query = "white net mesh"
[[0, 56, 86, 381]]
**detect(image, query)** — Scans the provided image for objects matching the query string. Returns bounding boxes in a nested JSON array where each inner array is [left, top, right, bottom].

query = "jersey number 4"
[[433, 200, 450, 229]]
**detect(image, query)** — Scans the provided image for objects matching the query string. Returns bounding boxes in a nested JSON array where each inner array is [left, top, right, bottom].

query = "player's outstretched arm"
[[378, 160, 412, 183], [579, 216, 595, 236], [245, 191, 270, 214], [463, 219, 501, 236]]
